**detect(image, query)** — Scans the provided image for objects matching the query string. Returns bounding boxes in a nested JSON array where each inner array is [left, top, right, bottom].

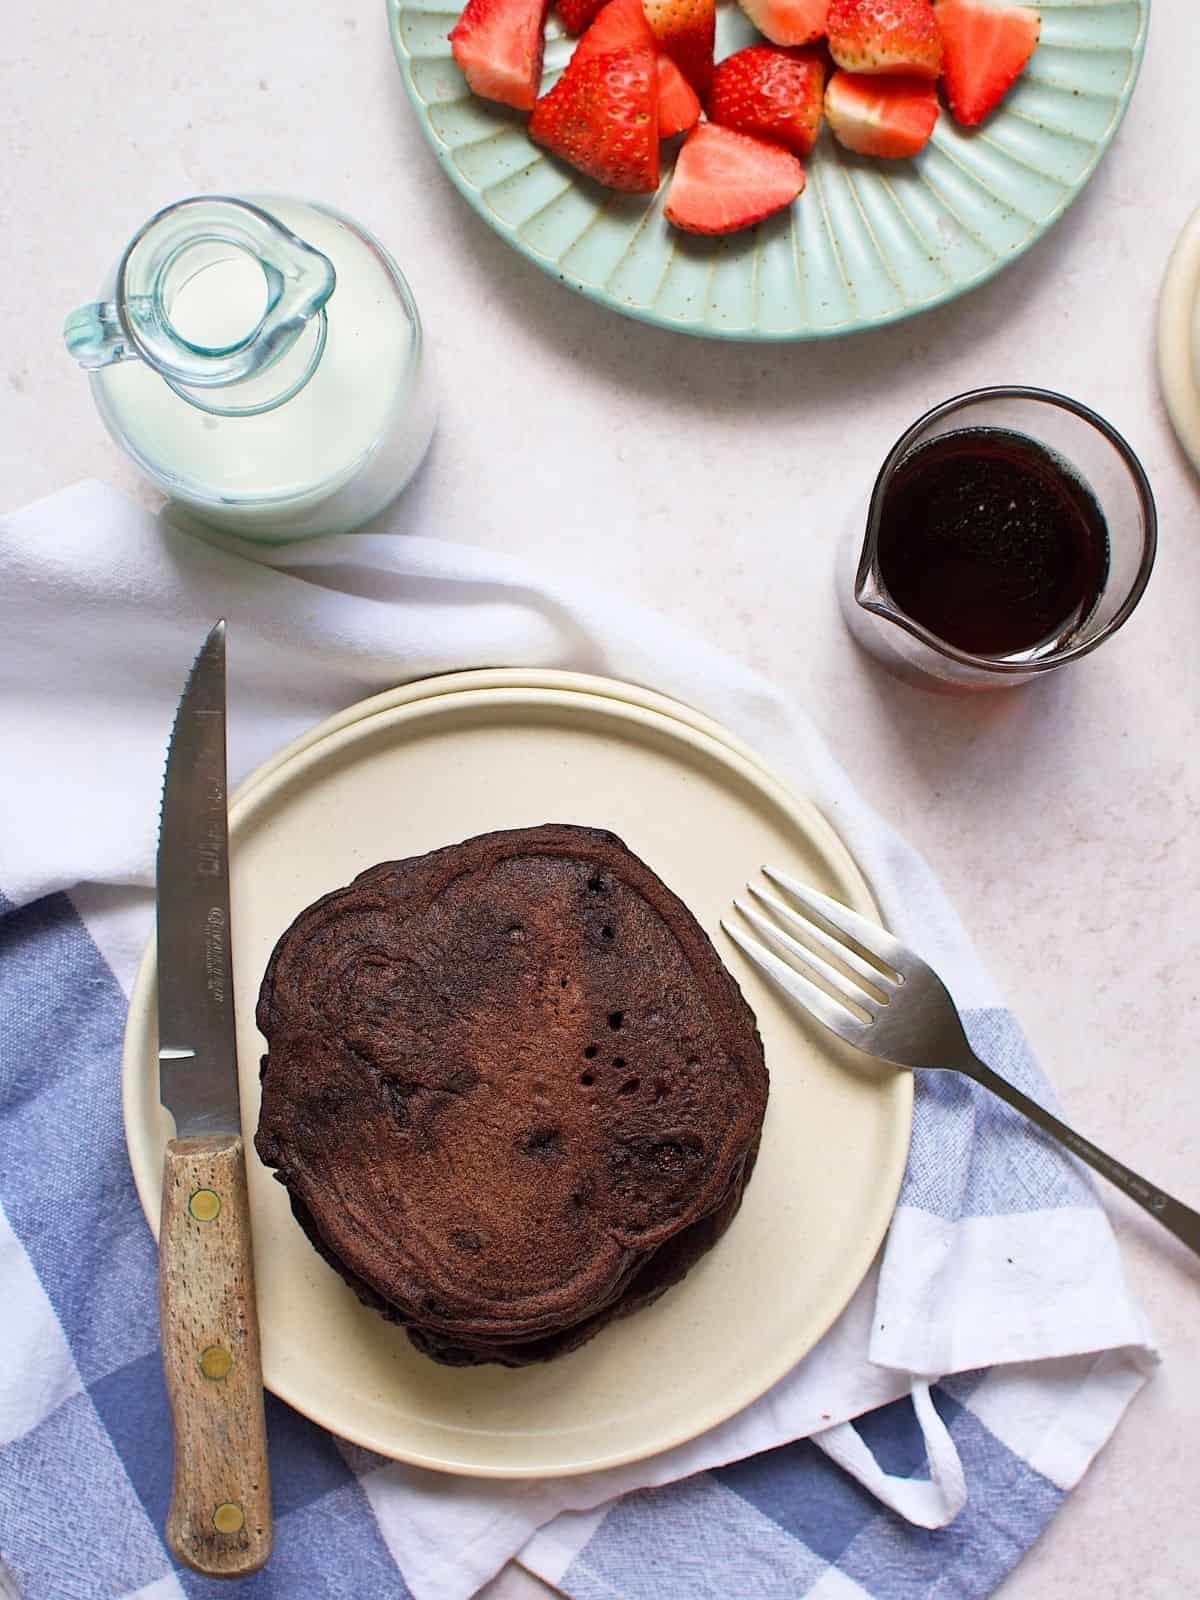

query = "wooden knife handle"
[[159, 1134, 273, 1577]]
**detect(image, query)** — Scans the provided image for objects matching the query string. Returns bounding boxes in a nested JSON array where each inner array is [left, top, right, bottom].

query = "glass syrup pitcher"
[[838, 387, 1157, 691], [65, 194, 436, 542]]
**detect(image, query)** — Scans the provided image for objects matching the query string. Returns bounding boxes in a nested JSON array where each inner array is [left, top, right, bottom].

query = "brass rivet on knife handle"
[[189, 1188, 222, 1222], [160, 1134, 272, 1577]]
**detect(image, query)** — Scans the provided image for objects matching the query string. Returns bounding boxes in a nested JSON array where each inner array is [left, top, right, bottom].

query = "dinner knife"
[[156, 619, 272, 1576]]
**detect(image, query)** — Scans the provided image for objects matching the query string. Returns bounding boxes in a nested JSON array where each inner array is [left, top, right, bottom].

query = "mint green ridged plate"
[[389, 0, 1148, 341]]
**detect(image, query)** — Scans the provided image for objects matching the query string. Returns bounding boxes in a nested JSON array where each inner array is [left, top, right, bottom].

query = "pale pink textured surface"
[[2, 0, 1198, 1595]]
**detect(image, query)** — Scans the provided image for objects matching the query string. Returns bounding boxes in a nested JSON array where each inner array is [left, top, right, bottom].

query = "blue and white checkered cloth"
[[0, 483, 1155, 1600]]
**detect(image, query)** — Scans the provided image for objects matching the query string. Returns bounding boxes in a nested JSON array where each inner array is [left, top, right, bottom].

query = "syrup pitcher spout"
[[850, 503, 925, 633], [837, 448, 962, 690], [850, 536, 896, 619], [63, 196, 336, 412]]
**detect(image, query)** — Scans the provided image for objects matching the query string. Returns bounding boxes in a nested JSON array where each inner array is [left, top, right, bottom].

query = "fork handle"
[[966, 1057, 1200, 1257]]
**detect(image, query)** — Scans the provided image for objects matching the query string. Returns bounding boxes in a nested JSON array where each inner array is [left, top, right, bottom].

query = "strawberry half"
[[569, 0, 654, 60], [735, 0, 829, 48], [707, 46, 826, 157], [642, 0, 716, 97], [530, 43, 660, 190], [557, 0, 606, 32], [566, 0, 694, 132], [935, 0, 1040, 126], [658, 55, 702, 135], [450, 0, 550, 110], [827, 0, 942, 78], [824, 69, 938, 155], [664, 122, 805, 234]]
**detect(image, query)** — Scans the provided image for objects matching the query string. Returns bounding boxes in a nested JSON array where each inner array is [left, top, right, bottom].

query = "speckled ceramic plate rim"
[[122, 671, 912, 1476], [387, 0, 1149, 342]]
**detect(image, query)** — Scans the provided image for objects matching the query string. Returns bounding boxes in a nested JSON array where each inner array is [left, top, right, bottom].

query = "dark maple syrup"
[[875, 427, 1110, 657]]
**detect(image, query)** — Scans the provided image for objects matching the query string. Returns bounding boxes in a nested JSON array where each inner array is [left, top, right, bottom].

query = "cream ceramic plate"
[[123, 672, 911, 1476], [1158, 204, 1200, 474]]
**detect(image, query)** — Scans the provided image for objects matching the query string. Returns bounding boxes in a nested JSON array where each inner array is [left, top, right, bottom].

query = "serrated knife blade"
[[157, 618, 239, 1138], [153, 620, 272, 1577]]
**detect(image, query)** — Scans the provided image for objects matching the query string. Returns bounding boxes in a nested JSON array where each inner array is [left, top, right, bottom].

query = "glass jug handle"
[[64, 300, 132, 369], [63, 196, 336, 392]]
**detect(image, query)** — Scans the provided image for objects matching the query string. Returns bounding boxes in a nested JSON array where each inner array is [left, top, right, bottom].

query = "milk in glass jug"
[[64, 195, 435, 541]]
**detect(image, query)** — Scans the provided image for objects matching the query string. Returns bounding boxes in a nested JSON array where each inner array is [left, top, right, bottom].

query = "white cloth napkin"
[[0, 480, 1156, 1600]]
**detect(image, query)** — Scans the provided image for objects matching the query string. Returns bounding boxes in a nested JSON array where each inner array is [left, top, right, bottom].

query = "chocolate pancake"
[[255, 824, 768, 1365]]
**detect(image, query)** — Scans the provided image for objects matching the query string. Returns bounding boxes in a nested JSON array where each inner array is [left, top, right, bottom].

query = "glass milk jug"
[[64, 195, 436, 542]]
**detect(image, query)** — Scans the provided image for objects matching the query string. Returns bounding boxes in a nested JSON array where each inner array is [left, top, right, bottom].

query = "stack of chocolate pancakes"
[[255, 824, 768, 1366]]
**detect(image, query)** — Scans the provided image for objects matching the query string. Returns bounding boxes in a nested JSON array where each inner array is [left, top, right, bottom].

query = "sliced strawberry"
[[827, 0, 942, 78], [935, 0, 1039, 126], [570, 0, 653, 61], [735, 0, 829, 48], [643, 0, 716, 97], [824, 68, 938, 155], [664, 122, 805, 234], [658, 55, 702, 135], [557, 0, 606, 32], [566, 0, 695, 135], [707, 46, 826, 157], [530, 44, 660, 190], [450, 0, 550, 110]]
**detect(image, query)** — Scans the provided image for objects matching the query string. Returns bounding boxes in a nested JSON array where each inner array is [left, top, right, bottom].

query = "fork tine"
[[747, 885, 891, 996], [733, 899, 880, 1013], [762, 867, 909, 974], [720, 918, 871, 1047]]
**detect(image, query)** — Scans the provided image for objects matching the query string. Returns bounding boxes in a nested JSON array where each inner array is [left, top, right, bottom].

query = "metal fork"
[[723, 867, 1200, 1258]]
